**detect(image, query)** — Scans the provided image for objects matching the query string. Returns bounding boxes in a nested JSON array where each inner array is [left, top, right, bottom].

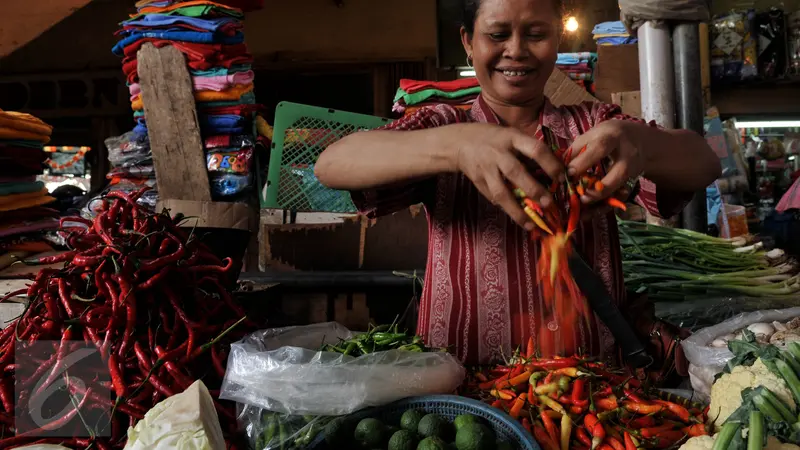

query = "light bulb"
[[565, 16, 579, 33]]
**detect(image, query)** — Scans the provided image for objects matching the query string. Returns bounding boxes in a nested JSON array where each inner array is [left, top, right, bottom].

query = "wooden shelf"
[[712, 82, 800, 117]]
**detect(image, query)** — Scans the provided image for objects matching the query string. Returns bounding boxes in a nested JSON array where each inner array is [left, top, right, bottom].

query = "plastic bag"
[[237, 403, 332, 450], [105, 131, 151, 168], [711, 12, 759, 83], [206, 148, 253, 175], [681, 307, 800, 400], [655, 297, 800, 331], [210, 173, 252, 198], [619, 0, 710, 32], [220, 322, 466, 416], [82, 180, 158, 218]]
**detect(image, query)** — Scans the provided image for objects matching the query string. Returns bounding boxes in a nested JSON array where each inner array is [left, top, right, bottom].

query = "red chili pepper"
[[526, 336, 535, 359], [624, 402, 664, 415], [107, 353, 127, 398], [567, 191, 580, 235], [572, 377, 586, 403], [23, 251, 76, 266], [623, 388, 648, 404], [576, 427, 593, 447], [623, 432, 637, 450], [606, 197, 627, 211], [529, 357, 580, 370], [540, 412, 560, 447], [533, 425, 560, 450], [638, 424, 679, 438], [584, 413, 605, 450], [652, 399, 691, 423]]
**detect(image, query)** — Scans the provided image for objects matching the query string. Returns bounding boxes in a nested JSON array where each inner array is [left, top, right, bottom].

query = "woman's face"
[[461, 0, 560, 107]]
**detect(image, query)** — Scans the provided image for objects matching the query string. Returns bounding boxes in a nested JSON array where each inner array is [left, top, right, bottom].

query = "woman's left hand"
[[565, 119, 645, 206]]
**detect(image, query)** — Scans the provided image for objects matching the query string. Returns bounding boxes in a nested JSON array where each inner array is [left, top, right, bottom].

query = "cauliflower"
[[709, 358, 795, 428], [679, 435, 715, 450]]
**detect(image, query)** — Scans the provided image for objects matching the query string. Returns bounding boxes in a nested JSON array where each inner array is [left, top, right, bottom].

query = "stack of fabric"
[[593, 21, 637, 46], [112, 0, 260, 201], [393, 78, 481, 116], [556, 52, 596, 94], [0, 110, 58, 267]]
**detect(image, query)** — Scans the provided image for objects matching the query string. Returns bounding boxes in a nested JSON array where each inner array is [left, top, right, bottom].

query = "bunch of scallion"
[[618, 220, 798, 301]]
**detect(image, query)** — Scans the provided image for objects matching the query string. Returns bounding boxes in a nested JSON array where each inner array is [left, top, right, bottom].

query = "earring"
[[466, 54, 473, 68]]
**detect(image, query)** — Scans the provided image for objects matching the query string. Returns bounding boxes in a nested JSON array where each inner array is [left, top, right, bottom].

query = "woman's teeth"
[[502, 70, 528, 76]]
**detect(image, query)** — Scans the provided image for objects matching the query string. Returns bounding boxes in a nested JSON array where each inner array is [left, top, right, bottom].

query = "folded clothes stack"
[[393, 78, 481, 116], [0, 110, 59, 267], [112, 0, 262, 201], [593, 21, 637, 46], [556, 52, 596, 94]]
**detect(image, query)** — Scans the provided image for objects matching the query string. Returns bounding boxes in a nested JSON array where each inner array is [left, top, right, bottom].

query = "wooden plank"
[[137, 43, 211, 201]]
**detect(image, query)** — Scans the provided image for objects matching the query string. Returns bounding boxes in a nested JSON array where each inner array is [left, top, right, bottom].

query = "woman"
[[315, 0, 721, 364]]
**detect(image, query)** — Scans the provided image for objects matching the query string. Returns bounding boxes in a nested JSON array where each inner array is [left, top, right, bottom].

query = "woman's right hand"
[[446, 123, 565, 230]]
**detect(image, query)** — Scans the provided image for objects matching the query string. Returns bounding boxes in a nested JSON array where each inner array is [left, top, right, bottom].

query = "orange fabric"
[[131, 83, 254, 111], [0, 196, 56, 212], [403, 104, 472, 116], [0, 111, 53, 137], [0, 129, 49, 144]]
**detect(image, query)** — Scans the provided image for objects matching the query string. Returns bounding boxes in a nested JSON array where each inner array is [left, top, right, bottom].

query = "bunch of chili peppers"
[[460, 339, 709, 450], [0, 188, 255, 449], [513, 145, 629, 357]]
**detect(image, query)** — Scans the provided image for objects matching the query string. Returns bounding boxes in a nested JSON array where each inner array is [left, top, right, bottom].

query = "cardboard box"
[[595, 45, 640, 103], [546, 68, 598, 106], [611, 91, 642, 118]]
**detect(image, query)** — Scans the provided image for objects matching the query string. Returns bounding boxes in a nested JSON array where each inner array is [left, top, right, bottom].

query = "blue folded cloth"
[[191, 65, 252, 77], [199, 114, 247, 129], [112, 30, 244, 56], [556, 52, 597, 65], [596, 36, 638, 46], [592, 21, 628, 35], [122, 15, 239, 33]]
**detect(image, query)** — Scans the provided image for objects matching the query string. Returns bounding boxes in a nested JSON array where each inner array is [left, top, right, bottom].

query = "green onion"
[[747, 411, 764, 450], [759, 387, 796, 423], [775, 359, 800, 408], [713, 422, 741, 450], [619, 220, 799, 301]]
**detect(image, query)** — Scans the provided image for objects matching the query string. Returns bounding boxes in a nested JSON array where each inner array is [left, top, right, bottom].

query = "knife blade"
[[567, 251, 653, 369]]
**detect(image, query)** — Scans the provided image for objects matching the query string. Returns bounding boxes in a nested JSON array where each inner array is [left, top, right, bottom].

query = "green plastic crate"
[[261, 102, 390, 212]]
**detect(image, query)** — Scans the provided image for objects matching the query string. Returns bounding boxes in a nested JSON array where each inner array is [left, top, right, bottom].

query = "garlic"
[[788, 317, 800, 330], [711, 339, 728, 348], [747, 322, 775, 337], [770, 330, 800, 346], [723, 333, 737, 341]]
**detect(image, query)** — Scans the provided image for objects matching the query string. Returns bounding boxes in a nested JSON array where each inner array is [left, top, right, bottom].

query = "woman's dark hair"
[[462, 0, 565, 35]]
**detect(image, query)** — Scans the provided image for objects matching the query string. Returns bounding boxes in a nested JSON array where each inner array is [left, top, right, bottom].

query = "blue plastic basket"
[[308, 395, 541, 450]]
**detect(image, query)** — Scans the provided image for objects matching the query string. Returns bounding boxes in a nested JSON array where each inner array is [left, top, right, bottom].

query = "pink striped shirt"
[[352, 96, 690, 364]]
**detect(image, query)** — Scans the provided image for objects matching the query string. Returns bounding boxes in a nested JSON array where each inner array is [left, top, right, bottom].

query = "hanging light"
[[565, 16, 579, 33]]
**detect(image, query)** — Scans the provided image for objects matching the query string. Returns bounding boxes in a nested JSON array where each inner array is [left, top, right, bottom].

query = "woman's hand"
[[566, 119, 644, 205], [448, 123, 564, 230]]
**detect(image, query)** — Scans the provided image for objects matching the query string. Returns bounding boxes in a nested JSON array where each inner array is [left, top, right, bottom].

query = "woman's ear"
[[460, 26, 473, 59]]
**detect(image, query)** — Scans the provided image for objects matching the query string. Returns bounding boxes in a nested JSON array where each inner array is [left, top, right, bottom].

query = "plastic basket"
[[261, 102, 390, 212], [308, 395, 540, 450]]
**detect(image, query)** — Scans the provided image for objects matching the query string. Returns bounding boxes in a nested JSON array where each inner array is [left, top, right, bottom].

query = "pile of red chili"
[[0, 188, 255, 449], [461, 339, 709, 450], [512, 145, 629, 357]]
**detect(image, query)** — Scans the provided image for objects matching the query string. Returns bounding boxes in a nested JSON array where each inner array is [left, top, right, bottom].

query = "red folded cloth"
[[121, 41, 253, 83], [399, 78, 480, 95]]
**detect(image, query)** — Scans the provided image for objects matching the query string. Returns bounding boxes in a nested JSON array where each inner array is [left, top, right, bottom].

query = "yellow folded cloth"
[[0, 110, 53, 137], [131, 83, 255, 111], [0, 189, 55, 212]]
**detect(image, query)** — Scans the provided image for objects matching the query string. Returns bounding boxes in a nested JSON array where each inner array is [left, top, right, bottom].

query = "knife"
[[567, 251, 654, 369]]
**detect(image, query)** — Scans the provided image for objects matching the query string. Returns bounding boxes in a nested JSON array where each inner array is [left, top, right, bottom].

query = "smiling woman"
[[314, 0, 721, 364]]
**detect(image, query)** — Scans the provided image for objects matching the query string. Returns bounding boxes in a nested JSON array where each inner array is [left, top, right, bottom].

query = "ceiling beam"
[[0, 0, 92, 60]]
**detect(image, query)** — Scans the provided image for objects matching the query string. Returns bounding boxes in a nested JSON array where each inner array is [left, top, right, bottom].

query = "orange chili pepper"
[[489, 389, 514, 400], [576, 184, 586, 196], [606, 197, 627, 211], [524, 205, 554, 235], [584, 413, 605, 450], [492, 370, 532, 390], [509, 393, 527, 418], [540, 407, 560, 444], [594, 181, 605, 192], [606, 437, 625, 450], [652, 399, 691, 423]]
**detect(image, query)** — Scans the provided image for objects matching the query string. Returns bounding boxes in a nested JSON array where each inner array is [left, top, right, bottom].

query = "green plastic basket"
[[261, 102, 391, 212]]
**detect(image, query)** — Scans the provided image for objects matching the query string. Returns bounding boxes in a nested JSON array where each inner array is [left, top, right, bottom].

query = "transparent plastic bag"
[[220, 322, 466, 416], [82, 180, 158, 218], [105, 131, 151, 167], [619, 0, 710, 31], [681, 307, 800, 400], [238, 403, 332, 450], [655, 296, 800, 331]]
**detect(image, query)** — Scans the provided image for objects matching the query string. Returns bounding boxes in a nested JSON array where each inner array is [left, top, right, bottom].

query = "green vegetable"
[[775, 358, 800, 406], [747, 411, 764, 450], [388, 430, 418, 450], [618, 219, 799, 301], [417, 436, 448, 450], [417, 414, 452, 441], [758, 387, 796, 423], [401, 410, 426, 432], [453, 414, 482, 432], [712, 422, 741, 450], [454, 423, 494, 450], [321, 321, 443, 356], [355, 418, 386, 447]]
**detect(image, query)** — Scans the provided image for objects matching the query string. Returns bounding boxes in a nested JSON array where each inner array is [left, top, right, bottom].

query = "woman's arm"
[[314, 127, 459, 191], [628, 124, 722, 192]]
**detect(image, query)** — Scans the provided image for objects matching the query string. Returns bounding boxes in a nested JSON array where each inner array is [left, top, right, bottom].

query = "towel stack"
[[113, 0, 261, 201], [0, 110, 59, 259], [592, 21, 637, 46], [557, 52, 597, 94], [393, 78, 481, 116]]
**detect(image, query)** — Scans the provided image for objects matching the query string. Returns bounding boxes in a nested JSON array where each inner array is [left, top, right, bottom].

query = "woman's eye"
[[528, 32, 547, 40], [489, 33, 509, 40]]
